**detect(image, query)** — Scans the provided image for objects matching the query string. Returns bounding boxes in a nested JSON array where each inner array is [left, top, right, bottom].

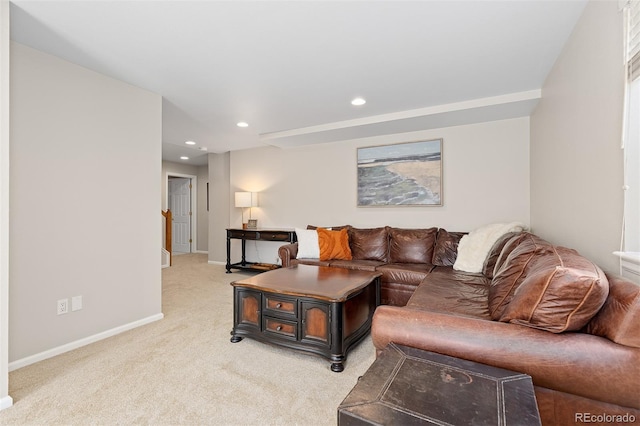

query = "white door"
[[169, 178, 191, 253]]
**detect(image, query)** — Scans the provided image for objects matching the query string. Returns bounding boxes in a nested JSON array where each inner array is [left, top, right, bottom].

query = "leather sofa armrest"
[[371, 306, 640, 410], [278, 243, 298, 268]]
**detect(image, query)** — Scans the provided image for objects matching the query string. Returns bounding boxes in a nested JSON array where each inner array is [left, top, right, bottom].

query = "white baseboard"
[[193, 250, 208, 254], [161, 247, 170, 268], [8, 313, 164, 372], [0, 395, 13, 411], [207, 260, 226, 266]]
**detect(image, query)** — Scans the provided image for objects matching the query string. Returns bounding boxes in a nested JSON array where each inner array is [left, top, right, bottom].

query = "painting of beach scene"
[[357, 139, 442, 206]]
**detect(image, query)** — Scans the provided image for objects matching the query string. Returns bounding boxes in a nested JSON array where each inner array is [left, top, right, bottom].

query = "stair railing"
[[162, 209, 172, 266]]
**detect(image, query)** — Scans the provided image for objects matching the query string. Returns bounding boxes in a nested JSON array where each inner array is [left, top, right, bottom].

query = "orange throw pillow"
[[317, 228, 352, 261]]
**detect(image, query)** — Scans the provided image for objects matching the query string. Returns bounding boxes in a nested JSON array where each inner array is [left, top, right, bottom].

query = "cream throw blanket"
[[453, 222, 526, 273]]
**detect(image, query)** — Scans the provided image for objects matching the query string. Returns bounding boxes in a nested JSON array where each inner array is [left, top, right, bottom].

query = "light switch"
[[71, 295, 83, 312]]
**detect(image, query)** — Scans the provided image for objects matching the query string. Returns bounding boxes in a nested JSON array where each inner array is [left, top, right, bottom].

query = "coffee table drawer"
[[264, 317, 298, 339], [264, 294, 297, 317]]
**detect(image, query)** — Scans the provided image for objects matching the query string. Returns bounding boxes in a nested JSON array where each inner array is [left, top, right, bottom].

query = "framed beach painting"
[[357, 139, 442, 206]]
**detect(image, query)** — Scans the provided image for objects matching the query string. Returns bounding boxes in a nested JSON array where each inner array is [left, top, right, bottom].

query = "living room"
[[1, 0, 638, 423]]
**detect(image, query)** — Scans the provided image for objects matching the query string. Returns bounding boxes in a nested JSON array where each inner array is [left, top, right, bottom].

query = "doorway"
[[167, 174, 198, 254]]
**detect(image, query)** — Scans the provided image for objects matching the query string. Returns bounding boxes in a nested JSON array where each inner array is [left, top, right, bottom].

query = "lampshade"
[[235, 192, 259, 208], [235, 192, 252, 208]]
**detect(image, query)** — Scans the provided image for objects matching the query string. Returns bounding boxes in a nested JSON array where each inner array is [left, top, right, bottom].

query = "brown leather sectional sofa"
[[278, 226, 640, 425], [279, 226, 453, 306]]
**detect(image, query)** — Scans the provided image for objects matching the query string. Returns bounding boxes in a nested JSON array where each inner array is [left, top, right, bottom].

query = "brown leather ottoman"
[[338, 343, 541, 425]]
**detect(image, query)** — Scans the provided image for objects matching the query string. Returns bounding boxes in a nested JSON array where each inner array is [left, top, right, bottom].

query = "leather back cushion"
[[432, 229, 466, 266], [587, 274, 640, 347], [389, 227, 437, 264], [348, 227, 389, 262], [491, 232, 532, 277], [307, 224, 350, 231], [499, 246, 609, 333], [482, 232, 520, 279], [489, 233, 555, 319]]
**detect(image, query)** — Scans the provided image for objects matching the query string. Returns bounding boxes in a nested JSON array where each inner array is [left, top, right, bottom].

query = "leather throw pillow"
[[499, 246, 609, 333]]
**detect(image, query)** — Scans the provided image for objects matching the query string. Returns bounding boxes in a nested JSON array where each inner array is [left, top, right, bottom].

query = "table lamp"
[[235, 191, 258, 229]]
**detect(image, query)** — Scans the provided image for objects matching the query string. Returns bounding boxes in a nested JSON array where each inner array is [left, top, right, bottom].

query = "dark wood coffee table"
[[338, 343, 541, 425], [230, 264, 381, 372]]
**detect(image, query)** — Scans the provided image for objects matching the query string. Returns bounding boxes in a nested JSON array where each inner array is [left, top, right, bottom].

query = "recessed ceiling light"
[[351, 97, 366, 106], [237, 122, 249, 128], [185, 140, 196, 145], [180, 156, 189, 160]]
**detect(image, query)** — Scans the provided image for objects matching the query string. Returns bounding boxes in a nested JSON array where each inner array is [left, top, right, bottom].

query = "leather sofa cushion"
[[432, 229, 466, 266], [377, 263, 433, 286], [381, 282, 419, 307], [348, 227, 389, 262], [587, 274, 640, 348], [482, 232, 520, 279], [328, 259, 384, 272], [407, 267, 491, 319], [499, 246, 609, 333], [292, 258, 332, 267], [489, 233, 555, 319], [491, 232, 533, 279], [306, 224, 350, 231], [389, 227, 437, 264]]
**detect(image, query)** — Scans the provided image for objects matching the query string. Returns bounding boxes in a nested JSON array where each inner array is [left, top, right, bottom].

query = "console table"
[[226, 228, 296, 273]]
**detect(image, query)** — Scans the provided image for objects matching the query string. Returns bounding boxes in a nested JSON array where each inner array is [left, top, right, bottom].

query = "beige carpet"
[[0, 254, 376, 425]]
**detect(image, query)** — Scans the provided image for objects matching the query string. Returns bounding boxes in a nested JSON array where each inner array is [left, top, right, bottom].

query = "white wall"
[[195, 165, 209, 253], [9, 43, 163, 363], [229, 117, 530, 264], [0, 0, 13, 410], [530, 0, 625, 274], [208, 152, 230, 264]]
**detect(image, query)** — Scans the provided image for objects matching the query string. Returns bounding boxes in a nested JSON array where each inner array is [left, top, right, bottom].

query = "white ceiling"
[[9, 0, 587, 166]]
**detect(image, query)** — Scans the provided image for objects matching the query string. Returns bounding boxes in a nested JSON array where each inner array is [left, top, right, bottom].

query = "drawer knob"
[[276, 303, 282, 309], [276, 326, 282, 331]]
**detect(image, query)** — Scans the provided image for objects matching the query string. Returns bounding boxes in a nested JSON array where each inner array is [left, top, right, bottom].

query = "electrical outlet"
[[57, 299, 69, 315]]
